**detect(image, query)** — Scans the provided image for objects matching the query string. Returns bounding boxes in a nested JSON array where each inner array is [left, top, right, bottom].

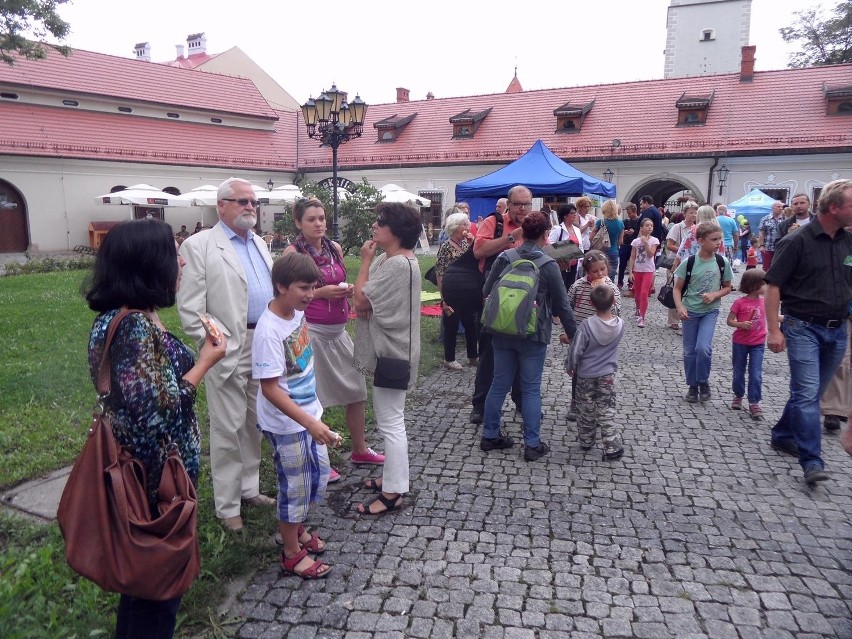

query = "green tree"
[[779, 1, 852, 67], [276, 179, 383, 255], [1, 0, 71, 65]]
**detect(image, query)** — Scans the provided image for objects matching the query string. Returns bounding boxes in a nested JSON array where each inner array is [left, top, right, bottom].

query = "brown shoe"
[[222, 515, 244, 532], [242, 494, 276, 506]]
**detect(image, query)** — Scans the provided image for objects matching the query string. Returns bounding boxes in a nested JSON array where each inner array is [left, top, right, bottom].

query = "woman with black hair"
[[84, 218, 226, 639], [547, 203, 582, 291], [353, 202, 422, 515]]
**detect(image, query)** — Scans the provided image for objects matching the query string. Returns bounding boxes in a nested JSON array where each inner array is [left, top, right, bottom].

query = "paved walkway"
[[230, 271, 852, 639]]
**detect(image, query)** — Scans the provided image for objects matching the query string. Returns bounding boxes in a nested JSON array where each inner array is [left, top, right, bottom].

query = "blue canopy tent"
[[727, 189, 777, 230], [455, 140, 616, 220]]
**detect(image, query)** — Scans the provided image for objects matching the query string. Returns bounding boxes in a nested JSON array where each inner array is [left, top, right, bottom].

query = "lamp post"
[[716, 163, 730, 195], [603, 168, 614, 183], [266, 178, 274, 191], [300, 83, 367, 240]]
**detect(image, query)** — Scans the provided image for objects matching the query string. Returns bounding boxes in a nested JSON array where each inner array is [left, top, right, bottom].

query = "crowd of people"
[[78, 176, 852, 636]]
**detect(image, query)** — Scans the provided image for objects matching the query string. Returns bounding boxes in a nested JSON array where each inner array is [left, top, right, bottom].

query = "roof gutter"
[[707, 156, 720, 203]]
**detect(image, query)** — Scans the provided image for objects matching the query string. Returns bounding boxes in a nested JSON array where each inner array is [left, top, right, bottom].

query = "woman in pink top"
[[726, 268, 767, 420], [626, 218, 659, 328], [285, 197, 384, 480]]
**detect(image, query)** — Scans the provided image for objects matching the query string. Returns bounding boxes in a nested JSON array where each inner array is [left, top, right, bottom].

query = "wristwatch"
[[507, 234, 515, 243]]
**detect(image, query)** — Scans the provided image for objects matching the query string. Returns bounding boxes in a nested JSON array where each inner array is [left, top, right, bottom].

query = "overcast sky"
[[52, 0, 831, 105]]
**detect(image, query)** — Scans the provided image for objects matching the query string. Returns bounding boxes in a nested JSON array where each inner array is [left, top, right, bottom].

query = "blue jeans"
[[681, 309, 719, 386], [771, 318, 847, 470], [731, 342, 764, 403], [483, 336, 547, 447], [606, 251, 619, 280]]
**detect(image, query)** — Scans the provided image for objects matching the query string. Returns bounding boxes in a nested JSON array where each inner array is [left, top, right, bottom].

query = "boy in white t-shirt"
[[253, 252, 340, 580]]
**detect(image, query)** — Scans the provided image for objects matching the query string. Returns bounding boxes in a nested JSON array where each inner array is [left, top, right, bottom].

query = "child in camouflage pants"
[[565, 285, 626, 460]]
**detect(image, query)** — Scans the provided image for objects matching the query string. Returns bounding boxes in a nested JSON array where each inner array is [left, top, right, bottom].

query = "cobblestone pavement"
[[232, 271, 852, 639]]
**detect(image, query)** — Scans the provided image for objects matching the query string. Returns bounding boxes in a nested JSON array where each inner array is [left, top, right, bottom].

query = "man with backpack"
[[468, 192, 526, 424], [479, 209, 576, 461]]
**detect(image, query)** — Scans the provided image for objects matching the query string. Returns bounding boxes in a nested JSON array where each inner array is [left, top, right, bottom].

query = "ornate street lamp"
[[603, 168, 614, 183], [266, 178, 274, 191], [717, 163, 730, 195], [300, 83, 368, 240]]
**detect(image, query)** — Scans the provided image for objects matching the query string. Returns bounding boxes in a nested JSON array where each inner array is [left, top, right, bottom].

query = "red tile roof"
[[0, 47, 277, 120], [0, 102, 296, 170], [297, 64, 852, 172], [164, 52, 216, 70]]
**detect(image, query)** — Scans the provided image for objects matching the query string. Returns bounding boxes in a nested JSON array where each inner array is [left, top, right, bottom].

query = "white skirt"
[[308, 322, 367, 407]]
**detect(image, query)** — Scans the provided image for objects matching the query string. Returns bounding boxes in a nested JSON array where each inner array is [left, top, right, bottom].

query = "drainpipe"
[[707, 157, 719, 204]]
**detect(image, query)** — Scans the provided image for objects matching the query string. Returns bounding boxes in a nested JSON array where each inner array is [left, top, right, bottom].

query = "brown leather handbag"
[[57, 309, 200, 601]]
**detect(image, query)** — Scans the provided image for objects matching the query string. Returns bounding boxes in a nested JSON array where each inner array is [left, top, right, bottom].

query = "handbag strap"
[[407, 259, 412, 363], [96, 308, 142, 396]]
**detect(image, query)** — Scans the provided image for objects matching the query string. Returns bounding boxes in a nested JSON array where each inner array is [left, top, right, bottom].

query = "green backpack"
[[482, 249, 553, 339]]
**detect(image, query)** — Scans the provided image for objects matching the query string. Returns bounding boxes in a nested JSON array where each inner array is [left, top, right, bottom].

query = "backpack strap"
[[682, 254, 697, 294], [714, 253, 725, 287]]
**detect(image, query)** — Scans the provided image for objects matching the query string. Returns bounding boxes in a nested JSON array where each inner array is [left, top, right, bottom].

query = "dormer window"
[[450, 107, 492, 139], [676, 91, 713, 126], [824, 83, 852, 116], [373, 113, 417, 143], [701, 29, 715, 41], [553, 99, 594, 133]]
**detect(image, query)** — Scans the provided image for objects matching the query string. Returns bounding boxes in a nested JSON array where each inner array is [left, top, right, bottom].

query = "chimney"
[[133, 42, 151, 62], [176, 44, 185, 59], [426, 92, 434, 100], [396, 87, 410, 103], [186, 33, 207, 55], [740, 45, 756, 83]]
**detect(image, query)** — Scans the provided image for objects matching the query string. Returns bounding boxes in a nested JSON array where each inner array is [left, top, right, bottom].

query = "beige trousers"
[[820, 319, 852, 417], [206, 331, 263, 519]]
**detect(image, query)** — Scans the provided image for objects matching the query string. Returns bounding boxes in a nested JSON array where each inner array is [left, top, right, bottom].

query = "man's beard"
[[234, 213, 257, 231]]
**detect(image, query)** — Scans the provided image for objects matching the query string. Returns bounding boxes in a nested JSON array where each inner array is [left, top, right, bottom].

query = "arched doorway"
[[627, 175, 706, 214], [0, 180, 29, 253]]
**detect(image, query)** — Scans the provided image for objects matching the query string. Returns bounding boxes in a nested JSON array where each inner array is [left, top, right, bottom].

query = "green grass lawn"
[[0, 254, 441, 638]]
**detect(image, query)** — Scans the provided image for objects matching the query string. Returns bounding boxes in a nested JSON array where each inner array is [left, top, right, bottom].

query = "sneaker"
[[442, 360, 464, 371], [328, 468, 341, 483], [731, 396, 743, 411], [804, 465, 829, 484], [480, 432, 515, 451], [603, 447, 624, 461], [351, 448, 385, 465], [469, 408, 484, 424], [749, 403, 764, 420], [685, 386, 699, 403], [824, 415, 842, 431], [524, 441, 551, 461], [770, 438, 799, 457], [698, 383, 711, 402], [637, 318, 645, 328]]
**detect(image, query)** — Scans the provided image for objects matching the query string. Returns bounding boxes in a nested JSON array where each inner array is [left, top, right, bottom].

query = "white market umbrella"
[[95, 184, 184, 207], [171, 185, 219, 207], [380, 184, 431, 207], [266, 184, 303, 204]]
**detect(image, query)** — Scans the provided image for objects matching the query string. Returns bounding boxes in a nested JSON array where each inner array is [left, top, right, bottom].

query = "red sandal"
[[297, 524, 326, 554], [280, 547, 331, 579]]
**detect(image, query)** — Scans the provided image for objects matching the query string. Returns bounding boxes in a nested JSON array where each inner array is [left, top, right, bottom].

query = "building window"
[[701, 29, 715, 41], [761, 188, 789, 204], [812, 187, 822, 205], [210, 117, 223, 123], [554, 99, 594, 134], [1, 92, 19, 100], [118, 106, 133, 113], [166, 112, 180, 119], [62, 99, 79, 107]]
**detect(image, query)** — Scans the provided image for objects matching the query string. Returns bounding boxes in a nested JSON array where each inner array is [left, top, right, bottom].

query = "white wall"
[[0, 156, 294, 251], [664, 0, 752, 78]]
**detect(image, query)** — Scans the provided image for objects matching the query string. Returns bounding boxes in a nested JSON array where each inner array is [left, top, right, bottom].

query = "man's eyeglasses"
[[510, 202, 532, 209], [221, 198, 260, 208]]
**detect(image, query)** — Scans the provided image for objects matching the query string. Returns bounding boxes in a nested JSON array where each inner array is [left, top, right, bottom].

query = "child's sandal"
[[297, 524, 326, 554], [280, 547, 331, 579]]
